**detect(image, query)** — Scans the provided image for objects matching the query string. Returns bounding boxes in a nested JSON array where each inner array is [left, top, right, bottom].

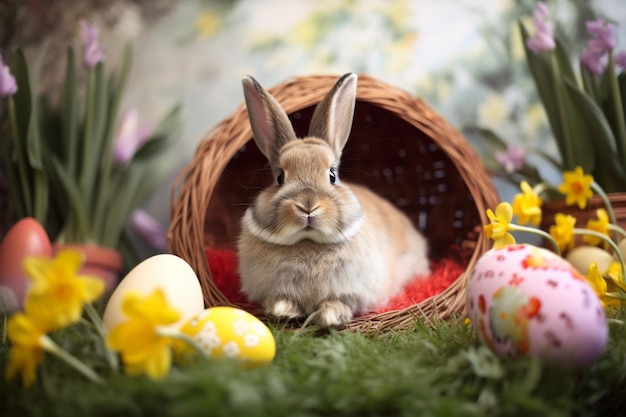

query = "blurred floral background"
[[1, 0, 625, 255]]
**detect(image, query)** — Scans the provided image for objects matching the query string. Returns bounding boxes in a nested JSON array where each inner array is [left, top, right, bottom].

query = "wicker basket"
[[168, 74, 499, 332]]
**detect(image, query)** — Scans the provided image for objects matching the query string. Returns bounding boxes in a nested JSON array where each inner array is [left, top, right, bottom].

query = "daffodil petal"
[[53, 250, 84, 274], [80, 276, 106, 302], [145, 345, 172, 379], [495, 202, 513, 222], [22, 256, 52, 284]]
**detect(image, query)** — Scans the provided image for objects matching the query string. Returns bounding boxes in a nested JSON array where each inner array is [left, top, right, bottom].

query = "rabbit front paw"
[[267, 299, 304, 320], [314, 299, 353, 328]]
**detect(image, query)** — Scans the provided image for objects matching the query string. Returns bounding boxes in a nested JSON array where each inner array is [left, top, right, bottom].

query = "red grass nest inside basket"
[[168, 74, 499, 332], [206, 247, 470, 314]]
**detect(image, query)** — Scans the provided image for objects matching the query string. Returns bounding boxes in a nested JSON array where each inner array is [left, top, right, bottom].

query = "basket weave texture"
[[168, 74, 499, 331]]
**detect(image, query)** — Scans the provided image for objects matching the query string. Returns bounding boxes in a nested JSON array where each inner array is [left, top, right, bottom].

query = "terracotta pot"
[[52, 244, 123, 292]]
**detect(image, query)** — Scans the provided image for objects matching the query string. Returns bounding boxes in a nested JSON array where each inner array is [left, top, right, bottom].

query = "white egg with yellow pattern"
[[175, 307, 276, 368]]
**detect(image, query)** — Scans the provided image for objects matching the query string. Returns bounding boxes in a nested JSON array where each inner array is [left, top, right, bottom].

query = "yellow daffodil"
[[5, 314, 47, 387], [557, 166, 594, 209], [549, 213, 576, 252], [585, 263, 608, 304], [512, 180, 543, 226], [583, 262, 626, 309], [107, 289, 181, 379], [484, 202, 516, 249], [605, 261, 626, 292], [23, 250, 105, 331], [195, 11, 220, 38], [583, 209, 610, 248]]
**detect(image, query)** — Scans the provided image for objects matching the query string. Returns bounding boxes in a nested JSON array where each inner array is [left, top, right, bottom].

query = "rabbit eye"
[[329, 168, 337, 185], [276, 169, 285, 186]]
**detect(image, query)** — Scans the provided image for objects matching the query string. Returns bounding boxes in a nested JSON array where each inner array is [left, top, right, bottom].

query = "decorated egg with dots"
[[176, 307, 276, 368], [466, 244, 608, 367]]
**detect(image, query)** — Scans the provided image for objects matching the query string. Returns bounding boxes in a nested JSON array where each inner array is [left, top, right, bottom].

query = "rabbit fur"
[[237, 73, 430, 328]]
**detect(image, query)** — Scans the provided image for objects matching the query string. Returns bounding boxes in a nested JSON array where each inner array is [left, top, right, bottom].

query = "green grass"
[[1, 313, 626, 417]]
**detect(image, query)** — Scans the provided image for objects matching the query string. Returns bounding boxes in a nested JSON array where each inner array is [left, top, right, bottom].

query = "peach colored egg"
[[175, 307, 276, 368], [566, 246, 614, 275], [466, 244, 608, 367], [615, 239, 626, 263], [103, 254, 204, 330], [0, 217, 52, 311]]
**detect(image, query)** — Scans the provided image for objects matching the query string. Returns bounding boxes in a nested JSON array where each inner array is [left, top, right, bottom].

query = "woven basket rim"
[[168, 73, 499, 332]]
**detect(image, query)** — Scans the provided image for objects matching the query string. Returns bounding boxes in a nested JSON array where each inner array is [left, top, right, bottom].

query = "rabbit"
[[237, 73, 431, 328]]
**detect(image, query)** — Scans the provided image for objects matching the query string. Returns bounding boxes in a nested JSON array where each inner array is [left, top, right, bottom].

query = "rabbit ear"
[[308, 73, 357, 156], [242, 75, 298, 166]]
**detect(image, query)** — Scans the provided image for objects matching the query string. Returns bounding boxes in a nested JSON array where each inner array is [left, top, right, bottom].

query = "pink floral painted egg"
[[466, 244, 608, 367]]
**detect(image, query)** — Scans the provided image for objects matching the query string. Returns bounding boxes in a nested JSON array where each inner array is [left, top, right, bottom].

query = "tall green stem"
[[510, 224, 561, 256], [84, 303, 119, 373], [156, 327, 209, 360], [591, 181, 619, 242], [40, 335, 104, 385]]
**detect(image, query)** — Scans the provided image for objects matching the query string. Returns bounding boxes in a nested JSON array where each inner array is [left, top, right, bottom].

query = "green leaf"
[[92, 62, 108, 154], [133, 105, 181, 161], [50, 157, 90, 241], [101, 42, 132, 166], [9, 49, 32, 148], [91, 43, 133, 243], [558, 79, 596, 173], [563, 79, 626, 191], [61, 46, 79, 176], [518, 22, 567, 165], [580, 61, 599, 101], [25, 85, 42, 170], [80, 62, 108, 204], [100, 170, 143, 246], [619, 73, 626, 123], [553, 37, 577, 84]]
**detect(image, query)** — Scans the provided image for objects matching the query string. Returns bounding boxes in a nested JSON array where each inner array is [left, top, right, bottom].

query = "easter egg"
[[0, 217, 52, 311], [615, 239, 626, 263], [175, 307, 275, 368], [466, 244, 608, 367], [103, 254, 204, 330], [566, 246, 614, 275]]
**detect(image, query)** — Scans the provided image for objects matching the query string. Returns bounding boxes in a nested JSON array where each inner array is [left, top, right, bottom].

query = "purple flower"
[[580, 19, 617, 76], [526, 2, 556, 54], [586, 19, 615, 52], [79, 19, 105, 68], [580, 46, 606, 75], [495, 144, 526, 174], [0, 54, 17, 97], [112, 108, 153, 166], [616, 51, 626, 70], [130, 210, 168, 251]]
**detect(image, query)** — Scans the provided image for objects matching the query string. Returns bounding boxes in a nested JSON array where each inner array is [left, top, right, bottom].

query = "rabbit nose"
[[295, 204, 320, 216], [295, 204, 320, 227]]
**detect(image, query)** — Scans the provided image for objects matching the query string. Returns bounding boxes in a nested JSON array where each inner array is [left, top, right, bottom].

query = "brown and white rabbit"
[[237, 73, 430, 328]]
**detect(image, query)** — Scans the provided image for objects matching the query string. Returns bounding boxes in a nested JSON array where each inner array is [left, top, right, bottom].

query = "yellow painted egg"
[[103, 254, 204, 330], [175, 307, 276, 368]]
